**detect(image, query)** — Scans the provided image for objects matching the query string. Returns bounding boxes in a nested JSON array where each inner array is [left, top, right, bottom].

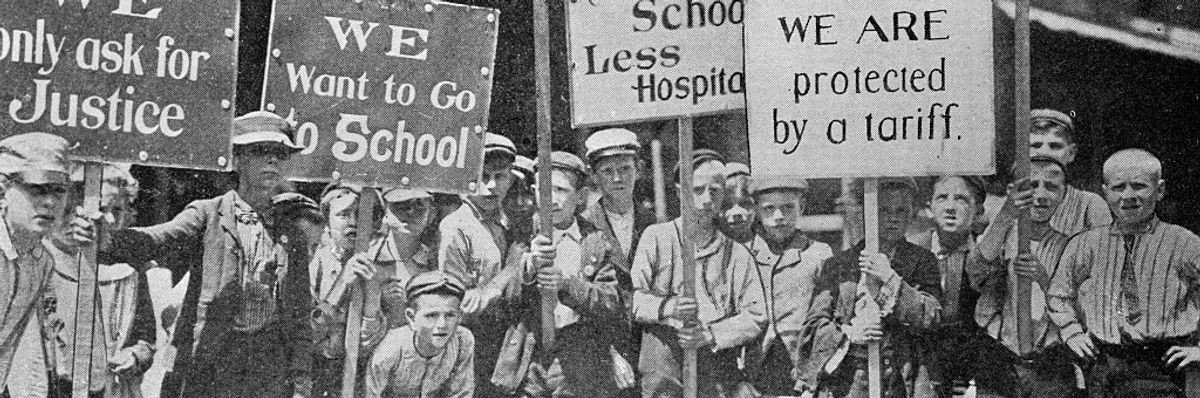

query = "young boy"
[[797, 178, 943, 397], [1048, 149, 1200, 396], [968, 157, 1078, 396], [1029, 109, 1111, 234], [743, 177, 833, 395], [366, 271, 474, 397]]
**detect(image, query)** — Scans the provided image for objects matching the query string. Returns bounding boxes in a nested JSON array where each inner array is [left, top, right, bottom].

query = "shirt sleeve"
[[108, 201, 209, 273], [438, 222, 473, 287], [1084, 192, 1113, 230], [448, 328, 476, 398], [366, 331, 405, 398], [561, 249, 623, 322], [886, 248, 943, 330], [631, 226, 667, 325], [795, 257, 849, 393], [1046, 233, 1090, 339], [709, 246, 767, 350]]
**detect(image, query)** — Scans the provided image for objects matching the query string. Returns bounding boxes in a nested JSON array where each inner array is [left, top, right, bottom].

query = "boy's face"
[[1029, 133, 1077, 165], [879, 188, 915, 244], [755, 190, 803, 243], [724, 176, 755, 236], [930, 177, 979, 235], [468, 156, 513, 215], [593, 155, 639, 200], [326, 193, 358, 252], [1104, 166, 1163, 227], [405, 294, 463, 350], [384, 198, 432, 237], [688, 162, 725, 224], [5, 178, 69, 237], [1028, 164, 1067, 223], [535, 169, 581, 228], [234, 143, 292, 192]]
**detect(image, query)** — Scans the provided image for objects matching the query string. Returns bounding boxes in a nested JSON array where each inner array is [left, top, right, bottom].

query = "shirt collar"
[[1110, 216, 1160, 236], [0, 216, 17, 261], [750, 231, 810, 266], [674, 219, 726, 259], [463, 198, 508, 229], [554, 220, 582, 244], [930, 230, 974, 257]]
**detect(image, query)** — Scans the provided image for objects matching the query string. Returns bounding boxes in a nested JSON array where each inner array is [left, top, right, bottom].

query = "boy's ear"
[[1063, 143, 1078, 165], [405, 307, 417, 324]]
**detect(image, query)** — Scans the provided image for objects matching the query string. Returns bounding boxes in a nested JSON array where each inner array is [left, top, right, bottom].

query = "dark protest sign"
[[0, 0, 238, 170], [263, 0, 498, 193], [566, 0, 745, 127], [745, 0, 994, 178]]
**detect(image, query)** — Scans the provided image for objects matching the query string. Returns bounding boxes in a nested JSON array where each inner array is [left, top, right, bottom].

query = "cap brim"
[[588, 147, 638, 161], [233, 131, 305, 152], [13, 169, 69, 184], [382, 189, 432, 203], [484, 147, 517, 160]]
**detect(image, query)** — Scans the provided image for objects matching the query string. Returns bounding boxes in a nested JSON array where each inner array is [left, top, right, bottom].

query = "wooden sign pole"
[[651, 139, 668, 223], [1013, 0, 1034, 354], [71, 163, 103, 398], [676, 116, 698, 398], [862, 178, 882, 398], [341, 187, 378, 397], [532, 0, 557, 356]]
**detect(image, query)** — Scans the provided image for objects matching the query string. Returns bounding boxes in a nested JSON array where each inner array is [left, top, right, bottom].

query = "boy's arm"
[[707, 249, 766, 350], [630, 228, 668, 325]]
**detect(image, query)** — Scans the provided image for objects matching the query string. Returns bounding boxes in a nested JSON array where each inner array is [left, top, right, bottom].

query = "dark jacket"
[[108, 191, 313, 397]]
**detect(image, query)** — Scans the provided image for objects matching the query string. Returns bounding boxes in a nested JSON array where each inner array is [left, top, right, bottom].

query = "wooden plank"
[[532, 0, 557, 356], [676, 116, 697, 398], [71, 163, 103, 398], [1013, 0, 1034, 354], [651, 139, 669, 223], [862, 178, 882, 398], [341, 187, 378, 397]]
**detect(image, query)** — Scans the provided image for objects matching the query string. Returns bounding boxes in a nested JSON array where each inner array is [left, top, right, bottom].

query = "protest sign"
[[0, 0, 238, 170], [566, 0, 744, 127], [263, 0, 498, 194], [745, 0, 994, 179]]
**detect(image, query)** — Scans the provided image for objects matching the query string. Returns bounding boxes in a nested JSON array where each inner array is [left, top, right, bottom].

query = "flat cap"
[[406, 271, 466, 301], [535, 151, 588, 178], [484, 133, 516, 161], [1030, 109, 1074, 132], [880, 176, 919, 193], [749, 176, 810, 196], [233, 111, 305, 152], [0, 132, 71, 184], [512, 155, 535, 179], [724, 162, 750, 179], [585, 128, 640, 162], [382, 188, 432, 203]]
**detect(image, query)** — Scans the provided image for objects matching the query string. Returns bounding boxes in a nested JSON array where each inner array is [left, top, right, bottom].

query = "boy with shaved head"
[[1047, 149, 1200, 396]]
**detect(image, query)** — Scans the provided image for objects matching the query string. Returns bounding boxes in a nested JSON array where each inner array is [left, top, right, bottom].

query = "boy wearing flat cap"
[[105, 111, 316, 397], [798, 177, 943, 397], [631, 149, 766, 397], [1028, 109, 1111, 236], [516, 151, 627, 397], [742, 176, 834, 395], [366, 271, 474, 398], [438, 132, 523, 396], [0, 132, 95, 397]]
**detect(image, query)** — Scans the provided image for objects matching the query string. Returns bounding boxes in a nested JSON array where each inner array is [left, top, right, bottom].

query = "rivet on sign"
[[221, 100, 231, 109], [480, 67, 490, 76], [138, 151, 149, 161], [424, 3, 433, 12], [272, 48, 281, 58], [468, 182, 478, 191], [487, 13, 495, 23], [354, 0, 362, 3], [401, 176, 410, 185], [474, 125, 483, 133], [217, 156, 228, 167], [224, 28, 235, 39], [266, 103, 277, 112]]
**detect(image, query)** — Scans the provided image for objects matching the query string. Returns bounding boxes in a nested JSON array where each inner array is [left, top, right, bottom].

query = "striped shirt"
[[1046, 218, 1200, 345], [969, 227, 1072, 356], [1049, 185, 1112, 236]]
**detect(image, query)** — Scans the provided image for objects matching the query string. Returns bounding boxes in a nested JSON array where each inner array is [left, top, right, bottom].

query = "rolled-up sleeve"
[[631, 227, 667, 325]]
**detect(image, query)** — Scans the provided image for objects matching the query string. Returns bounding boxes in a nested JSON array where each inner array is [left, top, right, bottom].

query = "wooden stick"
[[341, 187, 378, 397], [651, 139, 668, 223], [862, 178, 882, 398], [676, 116, 698, 398], [1013, 0, 1034, 355], [531, 0, 557, 356], [71, 163, 103, 398]]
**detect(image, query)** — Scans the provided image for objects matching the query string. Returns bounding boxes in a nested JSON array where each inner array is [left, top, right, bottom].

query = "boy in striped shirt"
[[967, 157, 1079, 396], [1029, 109, 1111, 235], [1047, 148, 1200, 396]]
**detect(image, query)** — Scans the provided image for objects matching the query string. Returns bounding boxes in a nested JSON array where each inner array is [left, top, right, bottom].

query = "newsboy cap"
[[749, 177, 810, 196], [585, 128, 640, 162], [0, 132, 72, 184], [534, 151, 588, 179], [405, 271, 467, 301]]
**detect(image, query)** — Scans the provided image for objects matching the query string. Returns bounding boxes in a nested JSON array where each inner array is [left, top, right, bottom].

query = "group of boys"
[[2, 105, 1200, 398]]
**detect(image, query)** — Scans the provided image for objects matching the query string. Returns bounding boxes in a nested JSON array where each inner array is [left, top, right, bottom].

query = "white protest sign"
[[566, 0, 744, 127], [745, 0, 994, 178]]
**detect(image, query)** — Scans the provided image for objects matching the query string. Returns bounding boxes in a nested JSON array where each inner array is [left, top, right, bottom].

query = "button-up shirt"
[[439, 200, 510, 311], [1047, 218, 1200, 345], [605, 209, 634, 259], [0, 219, 54, 393], [631, 220, 765, 350], [366, 325, 474, 398], [929, 231, 977, 325], [748, 233, 831, 358], [1049, 185, 1112, 236], [551, 222, 583, 329], [232, 195, 286, 333], [969, 227, 1071, 356]]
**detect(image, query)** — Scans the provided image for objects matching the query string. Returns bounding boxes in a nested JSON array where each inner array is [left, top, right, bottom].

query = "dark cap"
[[0, 132, 72, 184], [724, 162, 750, 179], [484, 133, 517, 161], [749, 176, 810, 196], [534, 151, 588, 179], [585, 128, 640, 162], [1030, 109, 1074, 133], [233, 111, 305, 152], [405, 271, 466, 301], [512, 155, 535, 180], [268, 192, 322, 223], [673, 149, 726, 183]]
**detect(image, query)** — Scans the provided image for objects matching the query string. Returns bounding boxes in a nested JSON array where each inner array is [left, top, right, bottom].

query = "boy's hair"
[[933, 175, 987, 207], [1030, 109, 1075, 144], [1103, 148, 1162, 182]]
